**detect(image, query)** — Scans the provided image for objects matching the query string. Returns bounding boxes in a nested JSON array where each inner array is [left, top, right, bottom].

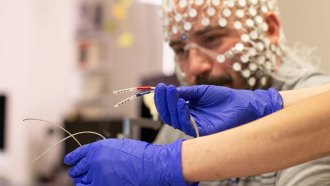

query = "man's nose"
[[187, 47, 213, 76]]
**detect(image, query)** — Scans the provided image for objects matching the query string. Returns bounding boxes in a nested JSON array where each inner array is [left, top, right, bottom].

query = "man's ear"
[[265, 12, 280, 44]]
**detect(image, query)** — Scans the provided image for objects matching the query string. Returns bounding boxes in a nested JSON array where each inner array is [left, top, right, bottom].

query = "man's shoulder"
[[292, 72, 330, 89], [279, 71, 330, 90], [275, 155, 330, 186], [239, 156, 330, 186], [153, 124, 192, 144]]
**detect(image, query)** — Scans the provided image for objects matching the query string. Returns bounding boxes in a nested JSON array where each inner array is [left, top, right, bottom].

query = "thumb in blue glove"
[[64, 138, 198, 186], [154, 83, 283, 136]]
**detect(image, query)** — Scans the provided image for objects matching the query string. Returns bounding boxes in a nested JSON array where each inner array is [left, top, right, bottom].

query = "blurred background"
[[0, 0, 329, 185]]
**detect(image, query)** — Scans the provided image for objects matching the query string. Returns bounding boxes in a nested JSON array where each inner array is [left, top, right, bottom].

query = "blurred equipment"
[[64, 118, 122, 156], [0, 95, 6, 151]]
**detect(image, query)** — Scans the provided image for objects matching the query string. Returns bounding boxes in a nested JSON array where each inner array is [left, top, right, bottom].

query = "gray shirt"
[[154, 70, 330, 186], [238, 71, 330, 186]]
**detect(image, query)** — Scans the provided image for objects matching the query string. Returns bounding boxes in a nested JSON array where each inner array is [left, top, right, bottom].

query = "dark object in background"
[[140, 74, 180, 143], [63, 118, 123, 156], [0, 95, 6, 150], [94, 3, 103, 30]]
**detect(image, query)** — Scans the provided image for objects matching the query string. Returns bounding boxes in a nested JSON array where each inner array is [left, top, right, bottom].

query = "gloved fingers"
[[68, 157, 90, 178], [177, 98, 195, 137], [75, 183, 91, 186], [64, 144, 91, 166], [267, 88, 283, 112], [73, 173, 92, 185], [73, 178, 80, 185], [177, 85, 209, 101], [190, 112, 206, 136], [166, 85, 181, 129], [155, 83, 171, 124]]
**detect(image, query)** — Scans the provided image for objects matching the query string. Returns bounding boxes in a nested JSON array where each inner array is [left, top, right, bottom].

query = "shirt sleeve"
[[276, 156, 330, 186], [153, 124, 192, 144]]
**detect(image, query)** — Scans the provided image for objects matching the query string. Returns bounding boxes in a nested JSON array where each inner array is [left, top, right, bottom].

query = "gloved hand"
[[154, 83, 283, 137], [64, 138, 197, 186]]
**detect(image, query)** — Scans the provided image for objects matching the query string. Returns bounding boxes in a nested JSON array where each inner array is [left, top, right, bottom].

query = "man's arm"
[[182, 90, 330, 182]]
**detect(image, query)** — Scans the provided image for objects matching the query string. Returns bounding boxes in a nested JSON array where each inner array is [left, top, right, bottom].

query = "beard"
[[195, 74, 233, 87]]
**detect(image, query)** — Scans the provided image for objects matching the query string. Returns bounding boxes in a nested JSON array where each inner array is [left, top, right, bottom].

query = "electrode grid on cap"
[[161, 0, 283, 89], [113, 86, 200, 137]]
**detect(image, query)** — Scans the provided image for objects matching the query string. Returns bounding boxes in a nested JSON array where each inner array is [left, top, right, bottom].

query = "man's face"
[[169, 26, 249, 89], [163, 0, 281, 89]]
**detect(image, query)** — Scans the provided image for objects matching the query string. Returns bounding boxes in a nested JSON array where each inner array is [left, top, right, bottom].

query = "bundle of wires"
[[113, 86, 200, 137], [113, 86, 155, 108]]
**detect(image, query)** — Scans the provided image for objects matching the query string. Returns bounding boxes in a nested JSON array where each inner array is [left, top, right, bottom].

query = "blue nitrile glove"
[[64, 138, 198, 186], [154, 83, 283, 137]]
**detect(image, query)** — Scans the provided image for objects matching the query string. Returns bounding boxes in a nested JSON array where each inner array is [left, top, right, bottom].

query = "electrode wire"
[[23, 118, 106, 165], [113, 86, 155, 94], [23, 118, 82, 146], [30, 131, 106, 165]]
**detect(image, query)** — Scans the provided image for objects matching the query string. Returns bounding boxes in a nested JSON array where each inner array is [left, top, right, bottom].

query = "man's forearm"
[[182, 90, 330, 182]]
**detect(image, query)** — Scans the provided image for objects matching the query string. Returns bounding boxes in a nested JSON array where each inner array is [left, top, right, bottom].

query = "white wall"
[[278, 0, 330, 72], [0, 0, 76, 185]]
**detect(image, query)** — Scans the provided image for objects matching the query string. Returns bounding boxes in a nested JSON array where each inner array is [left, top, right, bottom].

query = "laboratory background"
[[0, 0, 329, 185]]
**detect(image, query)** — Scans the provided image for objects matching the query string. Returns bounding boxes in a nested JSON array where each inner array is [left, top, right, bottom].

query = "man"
[[154, 0, 330, 185]]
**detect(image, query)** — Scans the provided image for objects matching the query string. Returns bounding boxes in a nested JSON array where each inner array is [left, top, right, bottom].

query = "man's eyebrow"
[[169, 27, 228, 47], [194, 27, 227, 36], [169, 40, 185, 48]]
